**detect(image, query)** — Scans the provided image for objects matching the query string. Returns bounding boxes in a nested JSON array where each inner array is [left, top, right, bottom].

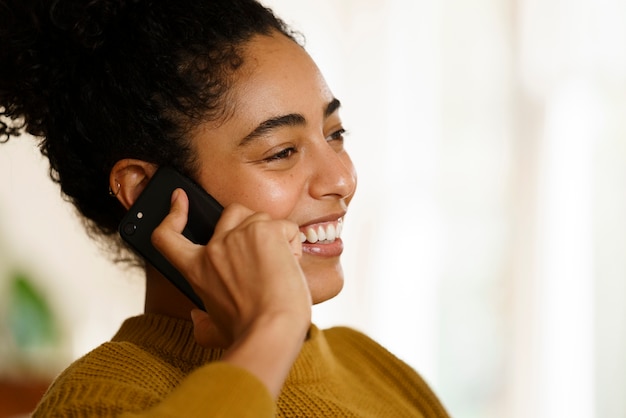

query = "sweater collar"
[[111, 313, 336, 383], [111, 313, 223, 367]]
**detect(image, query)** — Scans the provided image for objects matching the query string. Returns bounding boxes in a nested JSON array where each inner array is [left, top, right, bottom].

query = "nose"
[[308, 141, 357, 201]]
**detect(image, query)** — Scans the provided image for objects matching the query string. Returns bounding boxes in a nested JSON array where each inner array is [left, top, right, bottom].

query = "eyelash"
[[265, 147, 297, 161], [263, 128, 347, 162], [327, 128, 346, 142]]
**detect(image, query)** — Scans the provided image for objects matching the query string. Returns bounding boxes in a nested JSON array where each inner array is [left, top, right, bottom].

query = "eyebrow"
[[238, 98, 342, 146]]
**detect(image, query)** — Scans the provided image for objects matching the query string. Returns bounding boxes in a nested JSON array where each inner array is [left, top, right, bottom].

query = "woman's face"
[[190, 32, 357, 304]]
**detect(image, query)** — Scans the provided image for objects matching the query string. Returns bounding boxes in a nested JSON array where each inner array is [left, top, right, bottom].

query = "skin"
[[111, 31, 357, 399]]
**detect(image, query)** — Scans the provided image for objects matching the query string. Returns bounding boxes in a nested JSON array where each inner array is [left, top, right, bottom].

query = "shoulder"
[[323, 326, 398, 360], [322, 326, 408, 369], [33, 340, 180, 417], [321, 326, 450, 418], [322, 326, 428, 395], [34, 341, 274, 417], [62, 340, 180, 382]]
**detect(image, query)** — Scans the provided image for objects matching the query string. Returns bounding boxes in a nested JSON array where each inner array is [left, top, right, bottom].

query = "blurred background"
[[1, 0, 625, 417]]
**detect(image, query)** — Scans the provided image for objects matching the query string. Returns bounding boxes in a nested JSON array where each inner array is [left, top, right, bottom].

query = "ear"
[[109, 159, 158, 210]]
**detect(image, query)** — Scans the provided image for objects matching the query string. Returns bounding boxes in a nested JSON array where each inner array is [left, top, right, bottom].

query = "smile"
[[300, 218, 343, 244]]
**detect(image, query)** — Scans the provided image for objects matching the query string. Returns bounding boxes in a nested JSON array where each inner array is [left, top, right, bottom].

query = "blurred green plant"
[[0, 267, 69, 381], [7, 272, 58, 350]]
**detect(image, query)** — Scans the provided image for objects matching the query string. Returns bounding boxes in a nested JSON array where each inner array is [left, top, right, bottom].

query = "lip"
[[299, 212, 346, 229], [302, 238, 344, 257]]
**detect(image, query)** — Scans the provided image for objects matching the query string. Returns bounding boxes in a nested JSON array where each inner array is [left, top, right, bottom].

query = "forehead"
[[228, 32, 334, 120]]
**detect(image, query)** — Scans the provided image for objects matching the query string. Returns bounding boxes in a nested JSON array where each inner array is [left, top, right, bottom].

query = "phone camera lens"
[[123, 222, 137, 236]]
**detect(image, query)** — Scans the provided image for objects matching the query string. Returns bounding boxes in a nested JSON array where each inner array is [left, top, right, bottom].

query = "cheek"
[[248, 179, 300, 218], [209, 174, 303, 219]]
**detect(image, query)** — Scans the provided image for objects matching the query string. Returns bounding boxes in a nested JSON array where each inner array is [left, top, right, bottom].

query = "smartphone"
[[118, 167, 223, 310]]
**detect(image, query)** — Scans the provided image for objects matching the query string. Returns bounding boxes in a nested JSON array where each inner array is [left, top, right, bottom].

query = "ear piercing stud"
[[108, 182, 121, 197]]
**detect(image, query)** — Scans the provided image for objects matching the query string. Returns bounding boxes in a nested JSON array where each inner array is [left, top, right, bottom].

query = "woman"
[[1, 0, 449, 416]]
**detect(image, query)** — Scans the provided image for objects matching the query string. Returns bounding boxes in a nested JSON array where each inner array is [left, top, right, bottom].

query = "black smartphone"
[[118, 167, 223, 310]]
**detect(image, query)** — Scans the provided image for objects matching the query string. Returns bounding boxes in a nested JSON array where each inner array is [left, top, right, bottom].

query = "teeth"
[[306, 228, 318, 243], [317, 226, 326, 241], [326, 224, 336, 241], [301, 219, 343, 244]]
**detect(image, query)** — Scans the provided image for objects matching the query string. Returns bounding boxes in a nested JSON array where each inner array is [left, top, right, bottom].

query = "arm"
[[121, 362, 276, 418], [151, 189, 311, 399], [34, 190, 309, 418]]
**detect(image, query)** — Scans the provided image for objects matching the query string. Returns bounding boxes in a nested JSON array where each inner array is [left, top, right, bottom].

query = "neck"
[[144, 263, 196, 320]]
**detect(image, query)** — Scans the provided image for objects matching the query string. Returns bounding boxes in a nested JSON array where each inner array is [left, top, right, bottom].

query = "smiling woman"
[[185, 34, 356, 306], [0, 0, 448, 416]]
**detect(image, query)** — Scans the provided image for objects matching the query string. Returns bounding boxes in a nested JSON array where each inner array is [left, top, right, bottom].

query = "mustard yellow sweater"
[[34, 314, 449, 417]]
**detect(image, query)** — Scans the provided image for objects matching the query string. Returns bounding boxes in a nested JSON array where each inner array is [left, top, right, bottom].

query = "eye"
[[264, 146, 297, 162], [327, 128, 346, 143]]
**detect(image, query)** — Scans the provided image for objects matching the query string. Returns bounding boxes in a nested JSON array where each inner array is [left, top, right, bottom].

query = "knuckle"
[[246, 219, 273, 239], [204, 239, 224, 260], [222, 202, 248, 217]]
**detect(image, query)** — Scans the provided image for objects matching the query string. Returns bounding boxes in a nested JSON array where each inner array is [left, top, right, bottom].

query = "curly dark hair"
[[0, 0, 297, 258]]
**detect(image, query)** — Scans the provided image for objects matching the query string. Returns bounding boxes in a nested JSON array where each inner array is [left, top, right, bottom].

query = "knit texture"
[[33, 314, 449, 417]]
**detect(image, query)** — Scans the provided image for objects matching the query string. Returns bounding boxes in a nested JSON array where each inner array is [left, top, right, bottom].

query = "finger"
[[212, 203, 267, 236], [151, 189, 200, 268], [214, 204, 297, 248], [280, 220, 302, 258], [162, 188, 189, 233]]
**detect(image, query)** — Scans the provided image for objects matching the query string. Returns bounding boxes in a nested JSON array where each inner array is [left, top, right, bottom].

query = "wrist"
[[221, 313, 310, 399]]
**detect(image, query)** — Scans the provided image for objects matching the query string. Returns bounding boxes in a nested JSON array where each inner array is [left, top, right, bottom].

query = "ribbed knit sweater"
[[33, 314, 449, 417]]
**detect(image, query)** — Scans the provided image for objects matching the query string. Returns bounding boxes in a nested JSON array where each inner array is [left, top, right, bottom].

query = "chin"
[[302, 259, 345, 305], [311, 280, 344, 304]]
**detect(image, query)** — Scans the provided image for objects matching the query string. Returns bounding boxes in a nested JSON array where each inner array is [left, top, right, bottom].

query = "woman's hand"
[[151, 189, 312, 398]]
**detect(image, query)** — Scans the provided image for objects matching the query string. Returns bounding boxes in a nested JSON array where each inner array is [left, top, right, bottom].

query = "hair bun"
[[0, 0, 137, 140], [51, 0, 138, 50]]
